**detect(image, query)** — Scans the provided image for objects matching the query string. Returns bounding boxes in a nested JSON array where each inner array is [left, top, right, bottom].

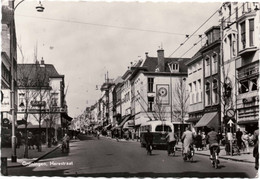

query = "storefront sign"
[[31, 100, 46, 107]]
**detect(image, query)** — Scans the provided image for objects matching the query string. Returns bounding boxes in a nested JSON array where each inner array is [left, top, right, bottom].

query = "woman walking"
[[242, 131, 250, 154]]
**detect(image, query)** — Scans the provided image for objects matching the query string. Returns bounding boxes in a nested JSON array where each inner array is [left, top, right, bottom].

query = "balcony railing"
[[238, 63, 259, 79]]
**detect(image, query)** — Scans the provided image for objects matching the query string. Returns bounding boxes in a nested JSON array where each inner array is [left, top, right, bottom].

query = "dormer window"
[[168, 62, 179, 73]]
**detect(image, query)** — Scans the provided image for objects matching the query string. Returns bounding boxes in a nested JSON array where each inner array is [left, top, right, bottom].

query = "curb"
[[7, 144, 61, 168], [175, 146, 254, 164]]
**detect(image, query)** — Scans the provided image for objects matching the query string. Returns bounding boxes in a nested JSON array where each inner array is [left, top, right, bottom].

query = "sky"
[[8, 0, 222, 118]]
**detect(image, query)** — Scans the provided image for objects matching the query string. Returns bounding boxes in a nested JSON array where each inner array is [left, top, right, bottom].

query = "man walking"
[[236, 128, 243, 149]]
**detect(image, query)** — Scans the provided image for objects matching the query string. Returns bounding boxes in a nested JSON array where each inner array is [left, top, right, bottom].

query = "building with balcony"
[[219, 2, 259, 133], [195, 26, 221, 132]]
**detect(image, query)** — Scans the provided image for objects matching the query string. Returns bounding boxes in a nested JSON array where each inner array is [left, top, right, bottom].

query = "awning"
[[186, 118, 200, 123], [123, 119, 135, 129], [194, 112, 218, 129], [118, 115, 132, 128]]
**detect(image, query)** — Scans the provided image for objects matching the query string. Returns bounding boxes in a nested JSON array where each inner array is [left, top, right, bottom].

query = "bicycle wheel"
[[214, 152, 218, 169]]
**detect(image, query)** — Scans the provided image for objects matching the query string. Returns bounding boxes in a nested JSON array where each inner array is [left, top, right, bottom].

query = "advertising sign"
[[156, 84, 169, 104], [1, 89, 10, 112]]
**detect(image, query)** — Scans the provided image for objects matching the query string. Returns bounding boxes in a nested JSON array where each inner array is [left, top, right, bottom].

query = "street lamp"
[[9, 0, 45, 162]]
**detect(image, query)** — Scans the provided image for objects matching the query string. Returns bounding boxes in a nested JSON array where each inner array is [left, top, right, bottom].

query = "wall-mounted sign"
[[1, 89, 10, 112], [156, 84, 169, 104], [31, 100, 46, 107]]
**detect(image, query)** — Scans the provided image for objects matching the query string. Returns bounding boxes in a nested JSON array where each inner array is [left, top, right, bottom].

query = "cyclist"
[[181, 126, 195, 160], [144, 129, 153, 155], [206, 127, 220, 162]]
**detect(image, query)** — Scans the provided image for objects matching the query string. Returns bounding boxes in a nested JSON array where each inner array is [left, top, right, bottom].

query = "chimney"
[[145, 52, 149, 57], [157, 48, 165, 72]]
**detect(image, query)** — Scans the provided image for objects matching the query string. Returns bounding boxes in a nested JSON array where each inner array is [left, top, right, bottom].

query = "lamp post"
[[9, 0, 44, 162]]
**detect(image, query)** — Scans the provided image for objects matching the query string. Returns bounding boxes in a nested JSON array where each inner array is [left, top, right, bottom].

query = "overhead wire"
[[175, 3, 245, 59], [16, 14, 190, 36], [168, 7, 220, 57]]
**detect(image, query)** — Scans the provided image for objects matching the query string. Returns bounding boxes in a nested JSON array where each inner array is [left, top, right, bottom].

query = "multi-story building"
[[17, 59, 70, 140], [1, 4, 18, 133], [186, 50, 204, 130], [219, 2, 259, 133], [112, 76, 123, 127], [100, 78, 114, 127], [129, 49, 190, 137], [194, 26, 221, 132]]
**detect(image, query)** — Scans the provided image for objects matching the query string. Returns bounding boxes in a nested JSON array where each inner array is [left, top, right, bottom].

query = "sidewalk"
[[1, 143, 61, 168], [103, 135, 255, 163]]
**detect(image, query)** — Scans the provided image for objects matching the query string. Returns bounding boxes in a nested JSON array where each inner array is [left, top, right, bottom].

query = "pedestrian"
[[217, 130, 223, 145], [181, 126, 195, 160], [236, 128, 243, 149], [242, 131, 250, 154], [144, 129, 153, 155], [16, 131, 22, 148], [166, 131, 177, 155], [41, 132, 46, 144], [252, 128, 259, 170], [195, 131, 203, 151], [28, 131, 33, 149], [201, 131, 206, 149]]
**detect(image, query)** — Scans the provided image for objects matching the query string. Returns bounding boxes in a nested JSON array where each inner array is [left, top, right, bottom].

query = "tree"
[[17, 65, 37, 158], [30, 64, 50, 152], [172, 78, 189, 136], [43, 90, 59, 147]]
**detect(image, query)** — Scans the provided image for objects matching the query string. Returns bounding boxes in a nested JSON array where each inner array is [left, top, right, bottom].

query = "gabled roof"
[[142, 56, 190, 73], [17, 63, 63, 87]]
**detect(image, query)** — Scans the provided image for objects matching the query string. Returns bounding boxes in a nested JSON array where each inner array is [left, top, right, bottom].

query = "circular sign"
[[226, 109, 235, 118], [158, 87, 167, 97]]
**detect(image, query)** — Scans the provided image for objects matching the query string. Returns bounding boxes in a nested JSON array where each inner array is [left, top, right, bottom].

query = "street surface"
[[8, 136, 257, 177]]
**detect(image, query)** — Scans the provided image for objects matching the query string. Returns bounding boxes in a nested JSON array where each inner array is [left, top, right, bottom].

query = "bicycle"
[[211, 145, 220, 169], [183, 144, 195, 161], [167, 141, 176, 156]]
